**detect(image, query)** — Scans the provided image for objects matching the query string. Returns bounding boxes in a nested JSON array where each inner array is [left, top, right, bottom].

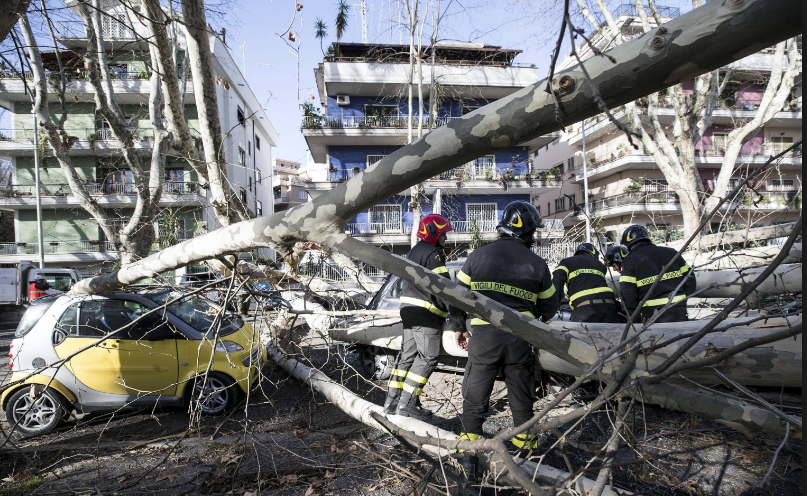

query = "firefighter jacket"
[[552, 255, 614, 310], [456, 237, 558, 325], [619, 242, 696, 316], [400, 240, 451, 321]]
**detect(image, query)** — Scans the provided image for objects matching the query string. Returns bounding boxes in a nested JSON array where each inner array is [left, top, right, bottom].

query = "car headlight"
[[215, 341, 244, 353]]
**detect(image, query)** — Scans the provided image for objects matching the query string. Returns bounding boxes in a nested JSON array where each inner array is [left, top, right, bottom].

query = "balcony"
[[0, 127, 202, 156], [0, 237, 190, 262], [273, 192, 290, 205], [0, 181, 204, 208], [570, 144, 802, 183], [577, 190, 801, 220], [302, 113, 560, 162], [318, 166, 562, 196]]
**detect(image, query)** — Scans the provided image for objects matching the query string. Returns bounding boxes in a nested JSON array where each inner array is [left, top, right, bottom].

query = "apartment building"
[[302, 42, 563, 255], [0, 1, 277, 277], [534, 5, 802, 244], [272, 158, 308, 212]]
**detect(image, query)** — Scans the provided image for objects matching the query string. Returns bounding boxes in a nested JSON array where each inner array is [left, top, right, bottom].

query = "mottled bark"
[[180, 0, 251, 226]]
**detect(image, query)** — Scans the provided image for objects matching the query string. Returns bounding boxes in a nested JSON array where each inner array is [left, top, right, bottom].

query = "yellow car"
[[3, 289, 266, 436]]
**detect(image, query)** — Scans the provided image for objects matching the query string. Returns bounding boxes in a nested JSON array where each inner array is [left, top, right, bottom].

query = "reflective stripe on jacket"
[[456, 237, 558, 323], [552, 255, 614, 310], [619, 242, 696, 315]]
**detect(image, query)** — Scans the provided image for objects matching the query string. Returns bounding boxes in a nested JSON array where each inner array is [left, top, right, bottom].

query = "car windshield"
[[145, 290, 243, 336], [16, 296, 58, 337], [41, 273, 73, 292]]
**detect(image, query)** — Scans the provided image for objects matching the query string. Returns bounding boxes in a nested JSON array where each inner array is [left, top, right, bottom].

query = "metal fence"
[[303, 115, 459, 129], [345, 222, 414, 235]]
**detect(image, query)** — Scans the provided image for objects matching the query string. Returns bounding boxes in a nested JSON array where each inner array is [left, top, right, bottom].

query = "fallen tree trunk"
[[332, 317, 802, 388], [683, 244, 801, 270], [661, 222, 796, 251], [605, 263, 801, 298], [264, 339, 630, 495]]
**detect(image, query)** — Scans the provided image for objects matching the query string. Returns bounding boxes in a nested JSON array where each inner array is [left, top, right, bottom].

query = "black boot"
[[395, 404, 433, 420], [457, 455, 479, 490], [383, 396, 398, 415]]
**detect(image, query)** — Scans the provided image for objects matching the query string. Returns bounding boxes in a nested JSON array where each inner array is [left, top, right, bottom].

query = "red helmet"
[[417, 213, 453, 245]]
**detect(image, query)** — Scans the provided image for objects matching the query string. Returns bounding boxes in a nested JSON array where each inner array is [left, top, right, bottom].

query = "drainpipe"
[[33, 114, 44, 268]]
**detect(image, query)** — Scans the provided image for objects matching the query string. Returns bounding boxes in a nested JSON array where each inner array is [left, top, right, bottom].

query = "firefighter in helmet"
[[383, 213, 454, 420], [618, 225, 695, 323], [453, 201, 558, 485], [605, 245, 629, 273], [553, 243, 619, 323]]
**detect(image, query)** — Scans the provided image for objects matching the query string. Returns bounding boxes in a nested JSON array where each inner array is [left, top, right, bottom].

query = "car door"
[[53, 298, 179, 397]]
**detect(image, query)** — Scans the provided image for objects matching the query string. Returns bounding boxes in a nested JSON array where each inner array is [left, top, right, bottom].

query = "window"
[[238, 147, 246, 166], [368, 205, 402, 233], [41, 273, 73, 292], [466, 203, 497, 232], [96, 118, 113, 140], [256, 200, 263, 216], [769, 178, 795, 191], [239, 187, 247, 203], [248, 141, 252, 156], [547, 203, 551, 215], [255, 136, 261, 150], [712, 133, 729, 154], [55, 303, 79, 341], [101, 12, 133, 39], [567, 157, 575, 172], [554, 197, 566, 212], [769, 136, 794, 155], [366, 154, 387, 167], [256, 169, 263, 185], [248, 176, 253, 192], [101, 169, 133, 194], [164, 169, 185, 193], [569, 194, 576, 207], [363, 104, 399, 119], [299, 190, 308, 200], [76, 300, 168, 340], [157, 218, 186, 242], [643, 179, 669, 192], [467, 156, 495, 179], [108, 64, 128, 79], [147, 290, 243, 336], [237, 106, 246, 125], [556, 162, 564, 174]]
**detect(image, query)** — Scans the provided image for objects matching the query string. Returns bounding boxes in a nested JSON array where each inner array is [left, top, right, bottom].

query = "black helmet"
[[621, 224, 651, 249], [574, 242, 598, 257], [497, 201, 543, 238], [606, 245, 629, 267]]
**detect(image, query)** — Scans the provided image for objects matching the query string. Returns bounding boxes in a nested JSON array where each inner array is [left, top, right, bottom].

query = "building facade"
[[533, 7, 802, 244], [0, 1, 277, 278], [272, 158, 308, 212], [303, 42, 563, 255]]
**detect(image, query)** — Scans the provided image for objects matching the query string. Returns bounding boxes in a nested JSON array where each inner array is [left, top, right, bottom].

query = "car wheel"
[[356, 345, 394, 381], [186, 373, 237, 416], [5, 387, 69, 437]]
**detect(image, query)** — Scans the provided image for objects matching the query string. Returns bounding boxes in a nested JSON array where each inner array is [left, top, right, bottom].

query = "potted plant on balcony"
[[89, 240, 99, 245], [15, 242, 26, 247], [624, 179, 642, 194], [483, 168, 495, 181], [502, 168, 515, 181], [351, 166, 361, 174], [49, 242, 59, 246], [617, 144, 629, 158]]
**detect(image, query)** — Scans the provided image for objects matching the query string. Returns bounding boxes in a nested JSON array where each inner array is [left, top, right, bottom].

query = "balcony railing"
[[585, 191, 681, 215], [0, 237, 192, 256], [0, 240, 116, 255], [303, 115, 459, 130], [345, 222, 413, 235], [0, 127, 201, 147], [274, 193, 290, 203], [447, 220, 498, 234], [0, 181, 200, 198]]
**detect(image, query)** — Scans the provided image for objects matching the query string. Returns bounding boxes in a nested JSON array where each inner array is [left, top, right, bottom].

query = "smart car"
[[3, 289, 266, 436]]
